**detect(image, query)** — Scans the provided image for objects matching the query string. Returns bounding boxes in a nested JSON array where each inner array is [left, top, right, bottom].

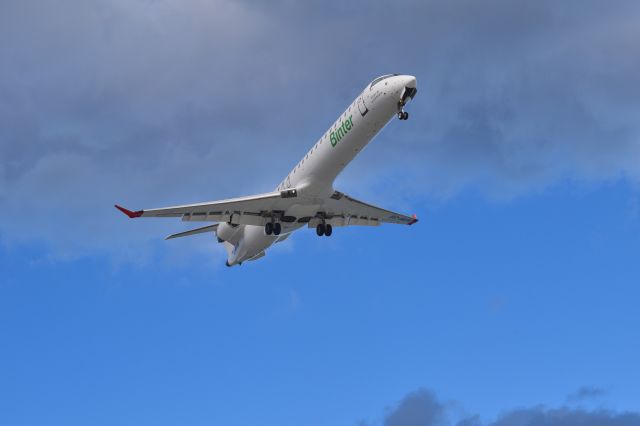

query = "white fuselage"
[[222, 74, 417, 265]]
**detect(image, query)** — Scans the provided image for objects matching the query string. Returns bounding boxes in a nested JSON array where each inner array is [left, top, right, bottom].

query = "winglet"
[[115, 204, 144, 218], [408, 214, 418, 226]]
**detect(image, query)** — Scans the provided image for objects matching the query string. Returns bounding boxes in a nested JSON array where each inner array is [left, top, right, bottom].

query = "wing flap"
[[247, 251, 266, 261]]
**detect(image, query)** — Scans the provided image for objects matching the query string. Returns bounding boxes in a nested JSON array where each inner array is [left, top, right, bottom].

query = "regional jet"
[[116, 74, 418, 266]]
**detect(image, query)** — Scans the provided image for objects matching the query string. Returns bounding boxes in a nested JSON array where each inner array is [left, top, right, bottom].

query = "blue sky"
[[1, 1, 640, 425]]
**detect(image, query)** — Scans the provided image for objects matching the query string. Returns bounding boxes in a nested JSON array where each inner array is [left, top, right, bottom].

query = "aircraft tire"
[[316, 224, 325, 236], [265, 222, 273, 235], [273, 222, 282, 235], [325, 224, 333, 236]]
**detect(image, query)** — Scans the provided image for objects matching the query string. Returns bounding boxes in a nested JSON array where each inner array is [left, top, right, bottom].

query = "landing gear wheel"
[[265, 222, 273, 235], [402, 111, 409, 120], [324, 224, 333, 236], [273, 222, 282, 235], [398, 111, 404, 120], [316, 223, 325, 236]]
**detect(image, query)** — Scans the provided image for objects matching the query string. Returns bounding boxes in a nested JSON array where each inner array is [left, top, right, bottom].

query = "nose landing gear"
[[398, 85, 416, 121]]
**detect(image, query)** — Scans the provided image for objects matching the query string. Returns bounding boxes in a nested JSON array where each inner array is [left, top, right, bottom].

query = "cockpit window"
[[370, 74, 398, 89]]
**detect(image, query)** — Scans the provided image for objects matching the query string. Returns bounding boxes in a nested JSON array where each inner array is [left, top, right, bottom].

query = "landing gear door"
[[357, 96, 368, 117]]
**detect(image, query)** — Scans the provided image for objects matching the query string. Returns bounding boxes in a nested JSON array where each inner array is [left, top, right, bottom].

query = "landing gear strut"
[[397, 99, 410, 120], [316, 223, 332, 237]]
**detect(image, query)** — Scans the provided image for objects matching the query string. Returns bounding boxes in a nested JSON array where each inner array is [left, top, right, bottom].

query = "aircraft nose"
[[403, 75, 417, 89], [399, 75, 417, 103]]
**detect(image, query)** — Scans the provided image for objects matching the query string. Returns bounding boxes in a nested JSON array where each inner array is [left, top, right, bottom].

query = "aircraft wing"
[[115, 189, 299, 226], [319, 191, 418, 227], [115, 188, 416, 227]]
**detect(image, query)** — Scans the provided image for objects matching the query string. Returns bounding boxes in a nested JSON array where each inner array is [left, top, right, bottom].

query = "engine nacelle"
[[216, 222, 242, 244]]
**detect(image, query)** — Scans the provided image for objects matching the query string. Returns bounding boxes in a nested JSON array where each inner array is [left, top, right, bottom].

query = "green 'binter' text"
[[330, 115, 353, 147]]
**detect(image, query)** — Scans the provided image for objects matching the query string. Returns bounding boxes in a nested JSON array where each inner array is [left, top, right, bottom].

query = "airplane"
[[116, 74, 418, 267]]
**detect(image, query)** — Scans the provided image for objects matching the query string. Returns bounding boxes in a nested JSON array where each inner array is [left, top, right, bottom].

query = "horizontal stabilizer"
[[165, 224, 219, 240], [275, 233, 291, 243], [248, 251, 265, 261]]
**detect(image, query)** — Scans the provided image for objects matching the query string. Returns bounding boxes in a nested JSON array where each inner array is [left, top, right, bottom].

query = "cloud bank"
[[1, 0, 639, 257], [368, 388, 640, 426]]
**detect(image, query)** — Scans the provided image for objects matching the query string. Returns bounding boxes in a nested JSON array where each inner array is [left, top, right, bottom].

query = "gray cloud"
[[369, 387, 640, 426], [491, 407, 640, 426], [1, 0, 639, 257], [385, 389, 447, 426], [566, 386, 608, 403]]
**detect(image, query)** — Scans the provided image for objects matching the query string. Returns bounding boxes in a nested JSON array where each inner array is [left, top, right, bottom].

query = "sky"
[[1, 0, 639, 425]]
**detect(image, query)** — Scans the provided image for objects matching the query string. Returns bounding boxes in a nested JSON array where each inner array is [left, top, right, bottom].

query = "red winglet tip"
[[115, 204, 143, 218], [408, 214, 418, 226]]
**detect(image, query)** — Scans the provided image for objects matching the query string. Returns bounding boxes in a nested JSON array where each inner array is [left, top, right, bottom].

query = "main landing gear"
[[265, 222, 282, 236], [397, 111, 409, 120], [316, 223, 332, 237]]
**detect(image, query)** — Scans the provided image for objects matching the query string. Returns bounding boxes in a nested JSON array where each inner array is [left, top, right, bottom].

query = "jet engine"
[[216, 222, 242, 244]]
